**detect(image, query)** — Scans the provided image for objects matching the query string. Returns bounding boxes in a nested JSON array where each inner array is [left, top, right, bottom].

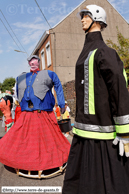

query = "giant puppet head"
[[0, 94, 13, 120], [77, 5, 107, 33], [27, 55, 40, 72]]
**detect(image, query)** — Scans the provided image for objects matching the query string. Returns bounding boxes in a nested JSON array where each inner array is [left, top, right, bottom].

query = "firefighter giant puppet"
[[0, 55, 70, 178], [63, 5, 129, 194]]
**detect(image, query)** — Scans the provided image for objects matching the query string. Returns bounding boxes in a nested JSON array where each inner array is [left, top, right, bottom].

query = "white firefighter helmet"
[[77, 5, 107, 28]]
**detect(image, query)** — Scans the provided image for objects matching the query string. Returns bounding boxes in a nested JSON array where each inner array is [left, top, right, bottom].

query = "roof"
[[51, 0, 86, 29], [31, 0, 129, 56], [31, 0, 86, 56], [52, 0, 128, 29]]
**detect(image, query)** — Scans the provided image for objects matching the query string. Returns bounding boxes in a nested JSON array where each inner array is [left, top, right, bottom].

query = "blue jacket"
[[16, 70, 65, 112]]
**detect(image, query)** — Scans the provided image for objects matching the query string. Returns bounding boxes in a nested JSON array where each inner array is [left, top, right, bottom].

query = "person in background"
[[5, 90, 11, 95], [63, 4, 129, 194], [62, 104, 70, 120], [65, 101, 70, 113], [55, 103, 61, 121], [62, 104, 70, 137]]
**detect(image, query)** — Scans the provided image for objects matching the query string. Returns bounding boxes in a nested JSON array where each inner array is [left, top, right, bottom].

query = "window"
[[41, 49, 45, 70], [46, 41, 51, 67]]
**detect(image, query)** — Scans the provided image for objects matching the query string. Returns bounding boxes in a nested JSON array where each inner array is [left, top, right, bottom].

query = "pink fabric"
[[0, 111, 70, 171], [14, 106, 21, 123], [28, 58, 40, 71]]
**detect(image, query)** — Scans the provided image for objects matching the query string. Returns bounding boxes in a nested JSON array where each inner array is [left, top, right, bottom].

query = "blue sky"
[[0, 0, 129, 83]]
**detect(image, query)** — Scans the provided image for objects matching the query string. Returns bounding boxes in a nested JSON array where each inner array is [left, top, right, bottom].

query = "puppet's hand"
[[113, 136, 129, 157], [124, 143, 129, 157], [61, 107, 65, 114]]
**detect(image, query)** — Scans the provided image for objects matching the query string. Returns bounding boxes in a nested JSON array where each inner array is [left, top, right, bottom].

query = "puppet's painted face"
[[0, 97, 12, 119], [81, 14, 93, 31], [28, 58, 40, 71]]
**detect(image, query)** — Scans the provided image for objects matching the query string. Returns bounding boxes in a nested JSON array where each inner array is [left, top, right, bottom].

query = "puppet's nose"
[[30, 63, 34, 66]]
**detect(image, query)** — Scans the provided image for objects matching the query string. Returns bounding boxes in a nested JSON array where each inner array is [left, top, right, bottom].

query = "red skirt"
[[0, 111, 71, 171]]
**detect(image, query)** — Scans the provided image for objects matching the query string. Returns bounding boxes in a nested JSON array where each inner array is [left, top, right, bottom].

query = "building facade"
[[31, 0, 129, 117], [31, 0, 129, 84]]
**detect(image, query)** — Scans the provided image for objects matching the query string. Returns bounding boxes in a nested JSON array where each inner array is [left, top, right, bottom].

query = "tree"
[[106, 27, 129, 82], [0, 82, 2, 90], [1, 77, 15, 93]]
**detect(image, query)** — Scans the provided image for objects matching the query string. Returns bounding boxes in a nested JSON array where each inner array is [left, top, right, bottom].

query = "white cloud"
[[13, 61, 30, 76], [108, 0, 129, 14], [0, 58, 30, 82], [0, 44, 3, 54], [22, 30, 44, 45], [28, 44, 37, 52], [12, 9, 67, 48], [13, 22, 45, 30], [10, 3, 73, 55], [34, 17, 43, 23], [49, 14, 67, 25], [107, 0, 129, 24], [108, 0, 119, 9], [6, 45, 15, 52], [0, 50, 3, 54], [50, 0, 67, 8], [0, 65, 8, 81], [12, 16, 49, 47], [47, 0, 69, 16]]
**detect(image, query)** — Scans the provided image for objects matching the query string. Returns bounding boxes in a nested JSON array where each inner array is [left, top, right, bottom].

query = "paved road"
[[0, 121, 73, 194]]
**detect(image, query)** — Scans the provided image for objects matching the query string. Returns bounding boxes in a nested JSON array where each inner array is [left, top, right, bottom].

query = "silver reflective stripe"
[[84, 51, 93, 114], [74, 121, 115, 133], [113, 115, 129, 125]]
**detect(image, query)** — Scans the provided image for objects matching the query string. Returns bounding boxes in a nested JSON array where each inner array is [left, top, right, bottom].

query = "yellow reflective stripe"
[[73, 127, 116, 140], [89, 49, 97, 114], [115, 124, 129, 133], [123, 68, 128, 87]]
